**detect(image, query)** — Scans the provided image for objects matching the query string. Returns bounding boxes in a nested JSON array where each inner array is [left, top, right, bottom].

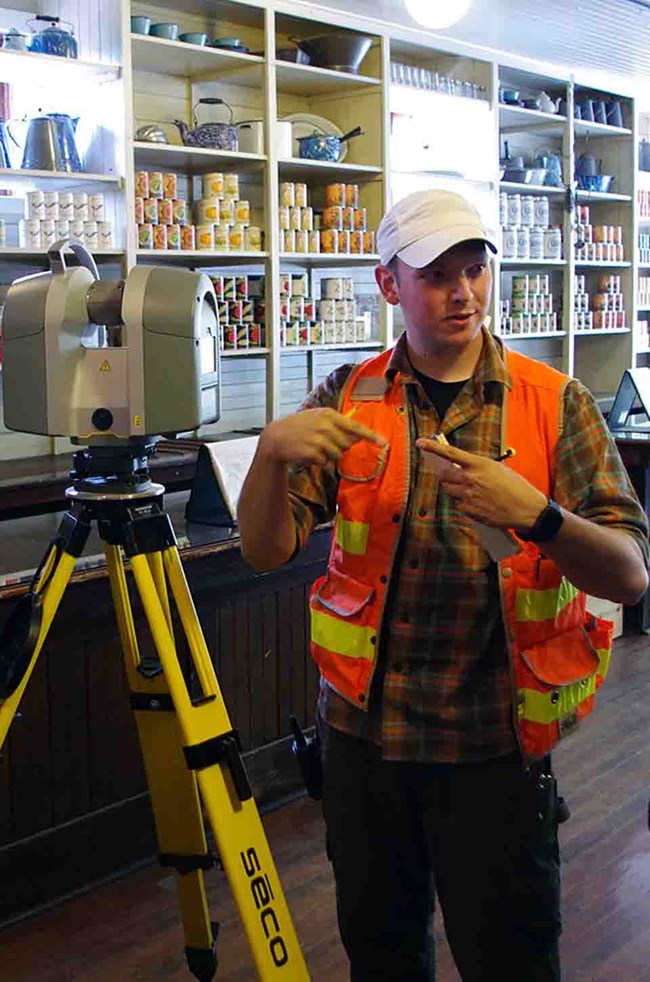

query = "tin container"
[[236, 325, 249, 348], [501, 225, 516, 259], [215, 224, 230, 251], [279, 205, 290, 230], [138, 224, 153, 249], [229, 300, 244, 322], [143, 198, 159, 224], [289, 206, 302, 231], [343, 207, 355, 231], [55, 219, 69, 239], [326, 183, 346, 206], [135, 172, 149, 198], [97, 221, 113, 249], [343, 277, 355, 300], [338, 230, 350, 253], [299, 323, 311, 346], [323, 321, 337, 344], [254, 301, 266, 322], [210, 276, 224, 298], [236, 199, 250, 225], [321, 229, 338, 254], [544, 226, 562, 260], [230, 224, 245, 250], [224, 324, 237, 349], [354, 208, 367, 231], [346, 184, 359, 209], [516, 226, 530, 259], [529, 227, 544, 259], [242, 300, 254, 323], [224, 173, 239, 198], [301, 207, 314, 231], [311, 320, 324, 345], [196, 198, 220, 224], [162, 173, 178, 200], [539, 274, 550, 295], [308, 230, 321, 253], [350, 230, 363, 254], [295, 183, 308, 208], [134, 197, 145, 224], [280, 182, 295, 207], [304, 298, 316, 320], [69, 218, 85, 241], [499, 193, 508, 226], [507, 194, 521, 226], [279, 298, 290, 320], [323, 206, 343, 230], [203, 173, 224, 198], [152, 224, 167, 250], [148, 172, 163, 199], [245, 225, 262, 251], [42, 191, 59, 222], [235, 275, 249, 299], [218, 301, 229, 323], [318, 299, 336, 321], [220, 198, 235, 226], [26, 190, 45, 220], [292, 274, 308, 297], [282, 229, 296, 252], [181, 225, 196, 250], [280, 273, 291, 296], [158, 198, 173, 225], [363, 230, 375, 254], [520, 196, 535, 227], [57, 191, 73, 222], [286, 322, 300, 346], [295, 230, 308, 252], [290, 297, 305, 320], [224, 278, 237, 302], [196, 224, 215, 250], [166, 224, 180, 249], [534, 196, 550, 227], [249, 323, 264, 347], [322, 278, 344, 300], [20, 218, 41, 249], [89, 194, 105, 222]]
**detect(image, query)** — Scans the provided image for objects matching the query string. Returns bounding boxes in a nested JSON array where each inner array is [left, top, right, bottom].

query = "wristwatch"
[[518, 498, 564, 544]]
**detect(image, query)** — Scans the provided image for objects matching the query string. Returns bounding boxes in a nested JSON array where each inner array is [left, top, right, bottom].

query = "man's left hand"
[[416, 438, 548, 531]]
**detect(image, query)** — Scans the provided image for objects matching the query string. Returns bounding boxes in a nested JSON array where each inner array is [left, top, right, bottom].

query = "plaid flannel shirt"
[[288, 330, 649, 762]]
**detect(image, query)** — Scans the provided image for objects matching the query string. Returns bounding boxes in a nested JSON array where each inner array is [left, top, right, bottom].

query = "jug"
[[576, 154, 601, 177], [47, 113, 82, 172], [8, 116, 63, 171], [534, 150, 562, 187]]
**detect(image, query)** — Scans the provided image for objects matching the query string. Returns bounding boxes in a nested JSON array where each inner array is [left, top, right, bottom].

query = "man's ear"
[[375, 264, 399, 305]]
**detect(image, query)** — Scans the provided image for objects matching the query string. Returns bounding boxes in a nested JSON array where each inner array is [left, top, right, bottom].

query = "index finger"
[[339, 412, 388, 447], [416, 438, 473, 464]]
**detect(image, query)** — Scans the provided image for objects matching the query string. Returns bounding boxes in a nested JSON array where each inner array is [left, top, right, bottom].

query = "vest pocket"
[[520, 627, 600, 688], [311, 567, 375, 618]]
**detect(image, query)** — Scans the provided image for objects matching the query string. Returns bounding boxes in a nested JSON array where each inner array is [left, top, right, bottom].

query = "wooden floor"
[[1, 633, 648, 981]]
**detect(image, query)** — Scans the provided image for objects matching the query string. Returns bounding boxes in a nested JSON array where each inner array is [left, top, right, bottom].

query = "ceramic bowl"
[[150, 23, 179, 40], [130, 15, 151, 35], [179, 32, 208, 45]]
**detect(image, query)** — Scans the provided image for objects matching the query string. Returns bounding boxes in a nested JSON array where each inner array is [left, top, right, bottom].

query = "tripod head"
[[70, 440, 157, 495]]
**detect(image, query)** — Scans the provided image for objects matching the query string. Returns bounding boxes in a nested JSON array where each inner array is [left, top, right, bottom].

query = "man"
[[237, 189, 649, 981]]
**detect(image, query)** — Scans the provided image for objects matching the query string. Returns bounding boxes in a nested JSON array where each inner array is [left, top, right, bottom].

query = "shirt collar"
[[385, 325, 513, 398]]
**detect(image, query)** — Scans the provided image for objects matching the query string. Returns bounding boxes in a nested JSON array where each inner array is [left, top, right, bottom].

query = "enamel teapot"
[[538, 91, 561, 115], [173, 98, 238, 152]]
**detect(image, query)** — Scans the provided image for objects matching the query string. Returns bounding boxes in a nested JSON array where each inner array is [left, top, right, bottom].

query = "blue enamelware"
[[131, 16, 152, 35], [149, 23, 179, 40], [298, 132, 340, 161], [28, 16, 78, 58], [179, 32, 208, 45]]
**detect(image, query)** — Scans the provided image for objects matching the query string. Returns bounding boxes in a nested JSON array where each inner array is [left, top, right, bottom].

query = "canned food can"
[[279, 205, 290, 230], [280, 273, 291, 296], [511, 296, 529, 314], [166, 224, 180, 249], [163, 173, 178, 199], [42, 191, 58, 222], [196, 198, 220, 224], [241, 300, 254, 323], [613, 225, 623, 245], [254, 302, 266, 322], [304, 298, 316, 320], [68, 218, 84, 240], [299, 323, 311, 346], [544, 227, 562, 259], [301, 207, 314, 231], [158, 198, 173, 225], [26, 190, 45, 220], [210, 276, 224, 298], [224, 173, 239, 197], [539, 274, 550, 295], [245, 225, 262, 251], [230, 224, 245, 250], [325, 183, 346, 206], [501, 225, 516, 259], [55, 219, 69, 239], [363, 230, 375, 254], [220, 198, 235, 225], [229, 300, 244, 322], [322, 277, 344, 300], [224, 276, 237, 300], [290, 297, 305, 320], [318, 299, 337, 321], [138, 224, 153, 249], [342, 207, 354, 231], [292, 273, 308, 297], [321, 229, 338, 254], [280, 182, 296, 207], [308, 230, 321, 253], [343, 277, 355, 300], [135, 172, 149, 198], [283, 229, 296, 252], [323, 321, 337, 344], [148, 172, 163, 199], [152, 223, 167, 250], [235, 199, 250, 225], [338, 230, 350, 253], [89, 194, 105, 222], [354, 208, 367, 231], [249, 323, 264, 347], [181, 225, 196, 250], [134, 197, 145, 224], [295, 229, 308, 252], [279, 298, 290, 319], [289, 206, 301, 231], [350, 230, 363, 254], [529, 227, 544, 259], [295, 183, 308, 208], [512, 275, 529, 297], [236, 325, 250, 348], [214, 224, 230, 251], [323, 206, 343, 230], [172, 199, 188, 226], [516, 226, 529, 259], [334, 299, 348, 322], [20, 218, 41, 249], [97, 222, 113, 249], [520, 196, 535, 227], [196, 224, 215, 250], [144, 198, 159, 224], [534, 196, 550, 227], [507, 194, 521, 226], [311, 320, 324, 344], [218, 301, 229, 324], [203, 173, 224, 198], [346, 184, 359, 209], [224, 324, 237, 349], [232, 276, 247, 300]]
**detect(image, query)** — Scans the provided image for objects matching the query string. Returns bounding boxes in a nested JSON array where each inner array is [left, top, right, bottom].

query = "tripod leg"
[[128, 545, 310, 981], [0, 546, 78, 748], [104, 544, 218, 981]]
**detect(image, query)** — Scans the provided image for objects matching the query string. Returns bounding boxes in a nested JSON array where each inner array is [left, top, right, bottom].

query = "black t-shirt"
[[413, 368, 469, 420]]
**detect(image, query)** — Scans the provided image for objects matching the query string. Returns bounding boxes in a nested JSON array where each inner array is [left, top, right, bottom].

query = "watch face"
[[521, 500, 564, 543]]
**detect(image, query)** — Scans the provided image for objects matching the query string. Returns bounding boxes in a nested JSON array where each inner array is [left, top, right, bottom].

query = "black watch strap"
[[518, 499, 564, 544]]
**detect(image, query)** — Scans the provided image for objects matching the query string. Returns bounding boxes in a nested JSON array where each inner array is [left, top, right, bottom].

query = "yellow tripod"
[[0, 478, 310, 981]]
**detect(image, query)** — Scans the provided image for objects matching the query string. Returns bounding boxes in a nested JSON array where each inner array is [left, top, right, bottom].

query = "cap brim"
[[397, 225, 498, 269]]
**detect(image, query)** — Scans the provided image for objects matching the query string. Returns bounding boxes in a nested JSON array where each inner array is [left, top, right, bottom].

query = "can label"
[[197, 199, 220, 223], [134, 198, 144, 224], [338, 230, 350, 254], [153, 224, 167, 249], [235, 199, 250, 225], [163, 173, 178, 199], [135, 172, 149, 197], [173, 199, 188, 225], [295, 183, 308, 208], [158, 198, 173, 225], [181, 225, 195, 250], [203, 173, 224, 198], [321, 229, 338, 254], [215, 225, 230, 250], [280, 182, 295, 207], [323, 206, 343, 230], [148, 172, 163, 199], [325, 183, 346, 206], [196, 224, 215, 250], [167, 224, 180, 249], [138, 223, 153, 248], [144, 198, 159, 223], [230, 224, 245, 250], [346, 184, 359, 208], [245, 225, 262, 251]]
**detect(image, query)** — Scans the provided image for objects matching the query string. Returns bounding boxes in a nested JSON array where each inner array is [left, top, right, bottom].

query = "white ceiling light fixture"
[[404, 0, 472, 30]]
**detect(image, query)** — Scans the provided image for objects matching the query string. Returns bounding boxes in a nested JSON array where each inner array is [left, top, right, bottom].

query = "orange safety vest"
[[309, 345, 614, 761]]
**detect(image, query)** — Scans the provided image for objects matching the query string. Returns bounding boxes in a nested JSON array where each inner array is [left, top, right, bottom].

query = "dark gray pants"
[[318, 719, 562, 982]]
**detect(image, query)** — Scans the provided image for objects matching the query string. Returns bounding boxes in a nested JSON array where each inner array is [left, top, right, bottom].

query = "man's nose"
[[450, 275, 472, 301]]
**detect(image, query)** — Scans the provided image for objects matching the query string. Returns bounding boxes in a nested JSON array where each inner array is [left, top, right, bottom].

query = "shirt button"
[[392, 513, 401, 523], [501, 568, 513, 578], [418, 508, 427, 517], [370, 635, 377, 645], [379, 574, 387, 584]]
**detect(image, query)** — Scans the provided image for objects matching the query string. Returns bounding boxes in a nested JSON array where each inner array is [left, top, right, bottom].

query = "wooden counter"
[[0, 496, 330, 924]]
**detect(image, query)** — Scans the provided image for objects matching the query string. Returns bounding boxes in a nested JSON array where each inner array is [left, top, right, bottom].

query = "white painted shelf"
[[499, 182, 565, 195], [278, 158, 383, 182], [221, 348, 270, 357], [574, 119, 633, 139], [574, 261, 632, 268], [132, 142, 266, 173], [280, 342, 383, 354], [498, 331, 567, 340], [274, 61, 382, 95], [0, 48, 120, 84], [499, 105, 566, 134], [575, 190, 632, 203], [0, 247, 124, 260], [279, 253, 381, 266], [500, 259, 566, 267], [136, 250, 268, 265], [0, 169, 121, 188], [131, 33, 263, 82], [574, 328, 632, 335]]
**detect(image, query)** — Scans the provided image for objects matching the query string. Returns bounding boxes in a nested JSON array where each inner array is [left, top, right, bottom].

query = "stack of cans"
[[500, 273, 558, 336], [573, 205, 624, 262], [212, 274, 266, 351], [20, 190, 113, 251], [280, 274, 372, 347], [279, 181, 376, 255], [575, 273, 626, 332]]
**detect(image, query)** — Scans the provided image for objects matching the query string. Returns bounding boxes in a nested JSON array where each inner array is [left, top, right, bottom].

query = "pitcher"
[[48, 114, 82, 172]]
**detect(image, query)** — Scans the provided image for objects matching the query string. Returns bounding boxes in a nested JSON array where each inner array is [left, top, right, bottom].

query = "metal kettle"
[[8, 116, 62, 171], [28, 15, 78, 59], [48, 113, 82, 172]]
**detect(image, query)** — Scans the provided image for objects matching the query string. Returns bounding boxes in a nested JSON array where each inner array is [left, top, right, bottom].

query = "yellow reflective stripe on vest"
[[596, 645, 611, 679], [335, 513, 370, 556], [518, 674, 597, 723], [515, 579, 580, 623], [311, 607, 375, 660]]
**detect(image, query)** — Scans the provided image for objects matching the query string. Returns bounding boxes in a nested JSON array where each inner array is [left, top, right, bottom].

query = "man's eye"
[[469, 264, 486, 276]]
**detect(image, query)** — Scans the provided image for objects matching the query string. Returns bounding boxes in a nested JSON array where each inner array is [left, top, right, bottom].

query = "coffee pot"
[[8, 114, 82, 172], [538, 91, 561, 115]]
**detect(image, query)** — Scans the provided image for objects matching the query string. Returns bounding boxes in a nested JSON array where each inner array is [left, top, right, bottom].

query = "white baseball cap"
[[377, 189, 497, 268]]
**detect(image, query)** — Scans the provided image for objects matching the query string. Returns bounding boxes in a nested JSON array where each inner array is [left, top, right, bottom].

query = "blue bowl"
[[131, 15, 151, 35], [179, 32, 208, 45], [297, 134, 340, 162], [149, 23, 179, 40]]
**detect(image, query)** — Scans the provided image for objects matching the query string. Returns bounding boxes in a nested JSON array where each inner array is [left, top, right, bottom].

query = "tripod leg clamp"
[[184, 731, 252, 802], [159, 852, 220, 875]]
